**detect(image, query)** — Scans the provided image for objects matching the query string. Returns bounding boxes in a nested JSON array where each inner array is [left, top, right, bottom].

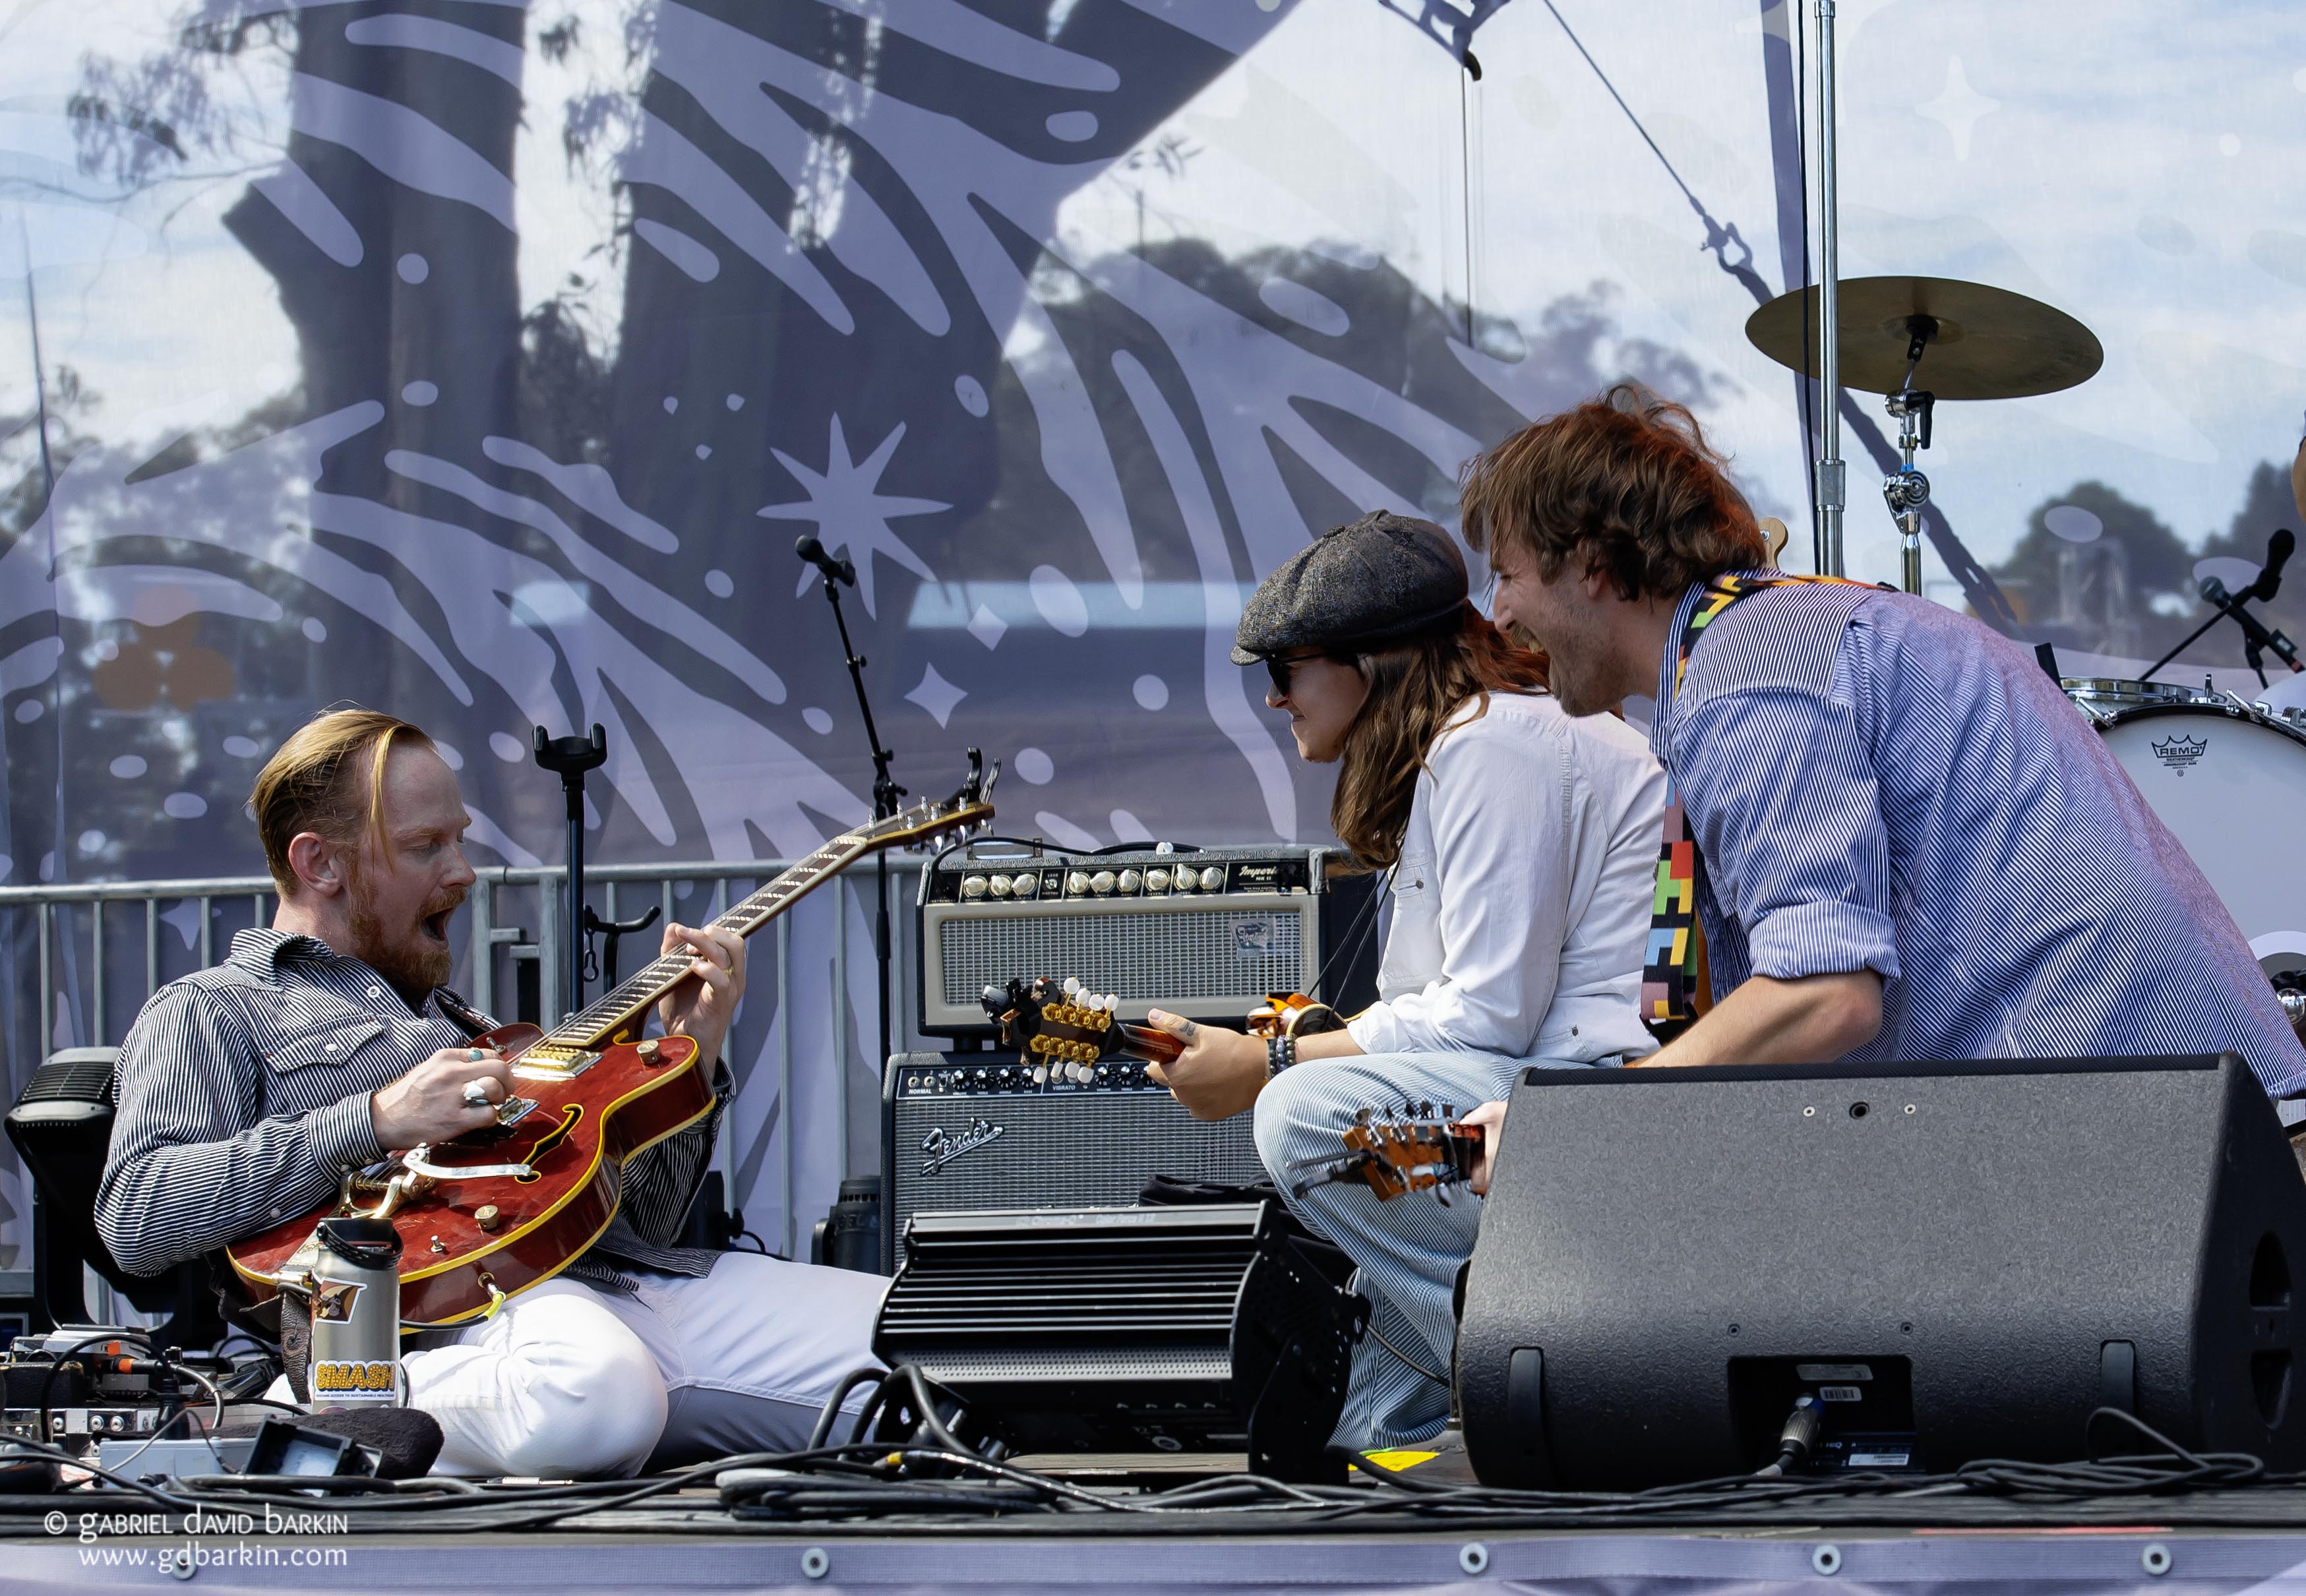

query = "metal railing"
[[0, 857, 934, 1259]]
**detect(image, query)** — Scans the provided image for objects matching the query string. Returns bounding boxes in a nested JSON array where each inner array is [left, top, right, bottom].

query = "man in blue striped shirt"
[[100, 709, 886, 1476], [1455, 386, 2306, 1116]]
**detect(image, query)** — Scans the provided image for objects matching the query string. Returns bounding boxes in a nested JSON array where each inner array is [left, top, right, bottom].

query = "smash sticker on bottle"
[[312, 1360, 396, 1395]]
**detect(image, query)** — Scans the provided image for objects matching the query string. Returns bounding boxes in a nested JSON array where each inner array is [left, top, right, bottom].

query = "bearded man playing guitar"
[[96, 709, 886, 1477], [1141, 512, 1668, 1450]]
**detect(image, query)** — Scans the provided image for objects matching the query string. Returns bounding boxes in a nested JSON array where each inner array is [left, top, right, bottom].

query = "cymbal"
[[1744, 276, 2102, 399]]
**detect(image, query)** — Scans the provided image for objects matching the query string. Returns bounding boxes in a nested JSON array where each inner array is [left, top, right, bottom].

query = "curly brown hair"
[[1458, 384, 1768, 601], [1329, 613, 1549, 869]]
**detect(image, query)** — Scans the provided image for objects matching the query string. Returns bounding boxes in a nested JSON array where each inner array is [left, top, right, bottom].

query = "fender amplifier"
[[915, 845, 1369, 1038], [881, 1052, 1266, 1273]]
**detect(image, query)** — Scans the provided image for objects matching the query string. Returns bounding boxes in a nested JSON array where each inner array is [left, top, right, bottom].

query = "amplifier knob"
[[961, 874, 989, 899], [1066, 871, 1091, 895], [1118, 869, 1143, 893], [1090, 870, 1117, 895], [1012, 873, 1039, 897], [987, 874, 1012, 898], [1145, 868, 1171, 891], [1199, 866, 1225, 891], [1172, 870, 1196, 893]]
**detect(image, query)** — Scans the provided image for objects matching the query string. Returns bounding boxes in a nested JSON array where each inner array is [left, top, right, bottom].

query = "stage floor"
[[11, 1520, 2306, 1594], [12, 1431, 2306, 1591]]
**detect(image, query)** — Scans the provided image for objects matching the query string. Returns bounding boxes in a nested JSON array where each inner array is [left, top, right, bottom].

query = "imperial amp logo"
[[311, 1360, 396, 1396], [920, 1116, 1004, 1177], [2152, 733, 2208, 775]]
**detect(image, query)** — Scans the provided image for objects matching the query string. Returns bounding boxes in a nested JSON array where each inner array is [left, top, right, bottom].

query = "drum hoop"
[[2089, 698, 2306, 750]]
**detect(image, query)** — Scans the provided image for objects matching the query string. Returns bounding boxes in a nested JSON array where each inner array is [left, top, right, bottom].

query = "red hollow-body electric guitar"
[[231, 775, 993, 1326]]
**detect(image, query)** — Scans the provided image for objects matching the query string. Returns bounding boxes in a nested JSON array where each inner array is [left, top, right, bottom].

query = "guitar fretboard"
[[540, 800, 983, 1048]]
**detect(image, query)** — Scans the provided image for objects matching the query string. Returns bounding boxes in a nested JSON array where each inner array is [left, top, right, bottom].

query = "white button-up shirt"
[[1345, 692, 1668, 1064]]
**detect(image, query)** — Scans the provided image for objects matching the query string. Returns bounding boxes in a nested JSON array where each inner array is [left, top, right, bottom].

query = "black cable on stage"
[[9, 1376, 2306, 1537]]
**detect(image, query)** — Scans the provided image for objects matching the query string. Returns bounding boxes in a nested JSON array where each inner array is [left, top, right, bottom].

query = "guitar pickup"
[[513, 1051, 599, 1080]]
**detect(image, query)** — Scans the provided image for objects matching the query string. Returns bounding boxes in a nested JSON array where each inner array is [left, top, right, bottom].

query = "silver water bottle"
[[306, 1218, 404, 1408]]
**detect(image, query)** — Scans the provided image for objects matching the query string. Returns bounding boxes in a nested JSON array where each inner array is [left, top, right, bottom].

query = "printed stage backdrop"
[[1, 0, 2302, 1268]]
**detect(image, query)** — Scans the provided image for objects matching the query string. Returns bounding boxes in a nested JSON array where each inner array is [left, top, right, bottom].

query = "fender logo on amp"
[[920, 1116, 1004, 1176]]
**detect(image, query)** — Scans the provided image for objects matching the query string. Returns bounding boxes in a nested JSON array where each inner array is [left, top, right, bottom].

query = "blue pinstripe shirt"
[[1652, 576, 2306, 1094]]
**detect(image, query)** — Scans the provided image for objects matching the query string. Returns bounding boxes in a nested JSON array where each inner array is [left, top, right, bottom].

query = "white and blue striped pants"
[[1253, 1049, 1609, 1450]]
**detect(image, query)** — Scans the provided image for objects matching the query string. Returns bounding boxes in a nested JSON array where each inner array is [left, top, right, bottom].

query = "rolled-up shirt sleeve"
[[96, 988, 383, 1276], [1347, 720, 1573, 1057], [1673, 686, 1900, 984]]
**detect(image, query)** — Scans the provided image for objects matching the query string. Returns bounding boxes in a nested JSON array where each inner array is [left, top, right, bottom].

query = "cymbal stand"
[[1880, 317, 1937, 595]]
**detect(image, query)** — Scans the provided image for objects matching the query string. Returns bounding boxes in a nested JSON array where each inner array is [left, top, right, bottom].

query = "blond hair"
[[250, 709, 432, 896]]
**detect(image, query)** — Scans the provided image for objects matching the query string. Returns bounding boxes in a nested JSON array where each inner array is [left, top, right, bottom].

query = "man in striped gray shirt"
[[97, 709, 886, 1477], [1450, 386, 2306, 1181]]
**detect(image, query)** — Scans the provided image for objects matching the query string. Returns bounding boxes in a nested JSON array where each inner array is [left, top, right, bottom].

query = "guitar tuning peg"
[[1352, 1106, 1373, 1125], [1441, 1104, 1456, 1120], [1063, 976, 1082, 995]]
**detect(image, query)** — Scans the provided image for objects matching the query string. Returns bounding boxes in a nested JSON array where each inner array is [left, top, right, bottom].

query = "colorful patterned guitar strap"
[[1639, 572, 1879, 1034]]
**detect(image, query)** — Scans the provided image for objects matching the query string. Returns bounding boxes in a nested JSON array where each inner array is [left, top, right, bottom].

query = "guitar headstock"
[[1290, 1109, 1480, 1203], [981, 975, 1127, 1067], [861, 794, 994, 852]]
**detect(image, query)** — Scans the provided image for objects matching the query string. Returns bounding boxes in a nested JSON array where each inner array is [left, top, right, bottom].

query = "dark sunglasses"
[[1264, 652, 1324, 696]]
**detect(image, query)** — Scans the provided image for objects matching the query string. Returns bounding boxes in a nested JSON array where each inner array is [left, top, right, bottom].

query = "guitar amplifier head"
[[915, 845, 1332, 1037], [881, 1053, 1267, 1273]]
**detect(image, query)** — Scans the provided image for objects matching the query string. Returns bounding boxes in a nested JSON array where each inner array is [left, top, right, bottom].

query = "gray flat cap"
[[1231, 510, 1469, 665]]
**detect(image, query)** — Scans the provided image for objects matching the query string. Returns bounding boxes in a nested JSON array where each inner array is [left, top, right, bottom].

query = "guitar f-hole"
[[514, 1105, 585, 1183]]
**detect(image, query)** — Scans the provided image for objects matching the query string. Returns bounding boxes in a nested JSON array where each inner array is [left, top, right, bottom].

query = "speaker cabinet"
[[1457, 1054, 2306, 1487]]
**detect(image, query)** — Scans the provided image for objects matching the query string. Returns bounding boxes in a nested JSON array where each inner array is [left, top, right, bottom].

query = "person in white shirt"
[[1143, 510, 1666, 1448]]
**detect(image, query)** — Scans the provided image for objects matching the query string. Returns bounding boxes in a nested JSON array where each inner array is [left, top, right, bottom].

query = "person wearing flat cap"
[[1140, 509, 1666, 1450]]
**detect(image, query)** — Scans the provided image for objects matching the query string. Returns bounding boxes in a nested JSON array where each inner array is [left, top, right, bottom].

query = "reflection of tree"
[[0, 364, 101, 535], [1993, 483, 2194, 660], [2196, 461, 2306, 676], [1997, 467, 2306, 672]]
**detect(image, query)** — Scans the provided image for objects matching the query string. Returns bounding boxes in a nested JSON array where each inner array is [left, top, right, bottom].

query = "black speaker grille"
[[19, 1058, 115, 1106], [887, 1086, 1265, 1253]]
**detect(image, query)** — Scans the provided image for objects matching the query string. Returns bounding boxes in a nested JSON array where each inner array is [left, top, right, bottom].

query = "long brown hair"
[[1329, 612, 1549, 868]]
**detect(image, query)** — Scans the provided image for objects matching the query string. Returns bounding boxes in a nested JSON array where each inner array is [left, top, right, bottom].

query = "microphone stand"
[[796, 537, 904, 1088], [533, 725, 607, 1022], [2142, 529, 2301, 689]]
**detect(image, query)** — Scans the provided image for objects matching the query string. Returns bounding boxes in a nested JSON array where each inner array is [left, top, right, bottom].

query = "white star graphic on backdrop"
[[1918, 55, 1998, 162], [905, 663, 967, 727], [758, 415, 946, 616]]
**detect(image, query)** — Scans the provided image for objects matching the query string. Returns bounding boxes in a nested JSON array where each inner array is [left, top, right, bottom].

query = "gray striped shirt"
[[96, 928, 723, 1291]]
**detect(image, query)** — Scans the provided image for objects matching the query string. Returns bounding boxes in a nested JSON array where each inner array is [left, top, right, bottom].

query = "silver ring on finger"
[[461, 1079, 493, 1109]]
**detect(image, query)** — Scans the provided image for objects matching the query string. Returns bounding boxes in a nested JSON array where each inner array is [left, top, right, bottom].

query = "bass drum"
[[2065, 680, 2306, 981]]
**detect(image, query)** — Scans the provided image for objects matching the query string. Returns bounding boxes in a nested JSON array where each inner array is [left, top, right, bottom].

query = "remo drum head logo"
[[2152, 734, 2208, 775]]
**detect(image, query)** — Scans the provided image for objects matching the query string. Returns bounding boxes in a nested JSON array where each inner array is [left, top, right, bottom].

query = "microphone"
[[795, 534, 855, 588], [2254, 527, 2295, 602]]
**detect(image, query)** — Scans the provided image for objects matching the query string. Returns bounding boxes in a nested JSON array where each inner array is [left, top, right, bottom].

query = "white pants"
[[277, 1253, 890, 1477]]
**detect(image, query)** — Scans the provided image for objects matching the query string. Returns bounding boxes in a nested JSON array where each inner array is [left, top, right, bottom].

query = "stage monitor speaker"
[[872, 1202, 1360, 1481], [915, 845, 1379, 1038], [882, 1053, 1265, 1273], [1457, 1053, 2306, 1489]]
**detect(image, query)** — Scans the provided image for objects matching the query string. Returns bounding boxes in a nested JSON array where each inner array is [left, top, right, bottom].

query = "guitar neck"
[[1109, 1021, 1186, 1066], [541, 837, 876, 1051]]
